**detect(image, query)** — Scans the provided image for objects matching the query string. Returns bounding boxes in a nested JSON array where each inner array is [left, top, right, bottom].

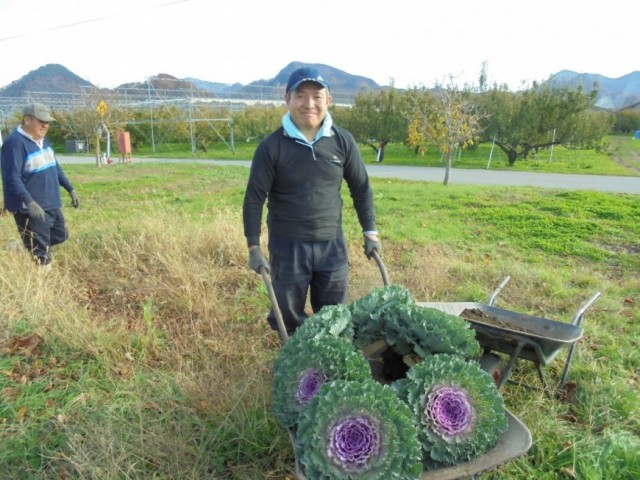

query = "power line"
[[0, 0, 188, 43]]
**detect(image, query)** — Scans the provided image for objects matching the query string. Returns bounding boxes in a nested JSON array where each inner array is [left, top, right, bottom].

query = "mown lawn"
[[125, 134, 640, 177]]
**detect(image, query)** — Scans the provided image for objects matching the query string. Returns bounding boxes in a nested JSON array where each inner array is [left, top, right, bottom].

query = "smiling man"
[[242, 66, 381, 336], [1, 103, 79, 266]]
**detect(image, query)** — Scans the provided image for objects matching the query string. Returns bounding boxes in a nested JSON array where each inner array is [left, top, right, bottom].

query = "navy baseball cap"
[[286, 67, 330, 93]]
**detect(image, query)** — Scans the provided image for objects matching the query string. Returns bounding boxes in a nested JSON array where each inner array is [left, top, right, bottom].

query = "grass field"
[[130, 134, 640, 177], [0, 159, 638, 479]]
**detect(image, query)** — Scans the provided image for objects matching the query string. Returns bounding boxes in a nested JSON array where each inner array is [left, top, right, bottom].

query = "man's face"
[[285, 82, 332, 134], [23, 115, 50, 141]]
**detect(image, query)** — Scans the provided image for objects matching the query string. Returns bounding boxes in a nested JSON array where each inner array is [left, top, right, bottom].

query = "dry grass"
[[1, 208, 288, 478]]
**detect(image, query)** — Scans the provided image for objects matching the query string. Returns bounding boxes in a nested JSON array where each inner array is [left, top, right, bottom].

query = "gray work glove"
[[70, 190, 79, 208], [248, 247, 270, 274], [27, 201, 46, 220], [364, 235, 381, 259]]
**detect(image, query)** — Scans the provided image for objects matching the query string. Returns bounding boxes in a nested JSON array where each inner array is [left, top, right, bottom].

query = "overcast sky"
[[0, 0, 636, 92]]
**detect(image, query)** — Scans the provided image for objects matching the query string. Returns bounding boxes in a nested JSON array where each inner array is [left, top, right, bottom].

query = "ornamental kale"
[[385, 303, 481, 360], [348, 286, 480, 372], [272, 335, 370, 429], [296, 379, 423, 480], [395, 354, 508, 469], [294, 303, 354, 343], [349, 285, 414, 348]]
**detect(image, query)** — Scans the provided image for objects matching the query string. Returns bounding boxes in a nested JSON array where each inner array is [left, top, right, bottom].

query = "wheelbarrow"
[[418, 276, 602, 393], [260, 253, 532, 479]]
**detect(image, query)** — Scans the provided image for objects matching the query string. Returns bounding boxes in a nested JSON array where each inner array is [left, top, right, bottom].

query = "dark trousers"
[[267, 233, 349, 334], [14, 209, 68, 265]]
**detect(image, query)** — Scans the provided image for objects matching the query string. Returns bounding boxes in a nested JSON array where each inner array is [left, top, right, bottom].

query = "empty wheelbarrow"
[[419, 276, 601, 392]]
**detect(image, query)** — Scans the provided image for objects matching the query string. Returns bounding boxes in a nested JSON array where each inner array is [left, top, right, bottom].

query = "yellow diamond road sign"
[[97, 100, 108, 117]]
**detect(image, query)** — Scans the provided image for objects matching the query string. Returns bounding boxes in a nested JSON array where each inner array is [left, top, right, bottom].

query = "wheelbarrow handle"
[[487, 276, 511, 306], [559, 291, 602, 390], [571, 291, 602, 327], [259, 267, 289, 344], [260, 249, 389, 344], [371, 249, 390, 286]]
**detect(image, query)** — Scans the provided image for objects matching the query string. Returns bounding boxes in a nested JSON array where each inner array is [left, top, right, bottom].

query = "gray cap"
[[23, 103, 56, 122]]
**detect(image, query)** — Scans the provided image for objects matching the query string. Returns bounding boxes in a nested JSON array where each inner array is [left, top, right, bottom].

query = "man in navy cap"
[[1, 103, 79, 265], [243, 66, 381, 336]]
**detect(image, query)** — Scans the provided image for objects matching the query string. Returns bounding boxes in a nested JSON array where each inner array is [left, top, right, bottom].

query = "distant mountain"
[[547, 70, 640, 110], [186, 62, 381, 100], [117, 73, 212, 95], [2, 63, 639, 111], [0, 63, 379, 104], [245, 61, 381, 93], [184, 78, 244, 95], [0, 64, 93, 96]]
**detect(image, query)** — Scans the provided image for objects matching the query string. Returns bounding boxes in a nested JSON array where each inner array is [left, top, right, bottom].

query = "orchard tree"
[[187, 105, 234, 154], [613, 108, 640, 133], [406, 84, 485, 185], [125, 105, 192, 151], [231, 104, 285, 142], [342, 84, 408, 160], [124, 107, 154, 149], [478, 82, 600, 165], [569, 109, 615, 150], [53, 90, 129, 163]]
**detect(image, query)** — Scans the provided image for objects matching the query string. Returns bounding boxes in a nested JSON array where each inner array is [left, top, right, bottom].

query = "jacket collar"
[[282, 112, 334, 144]]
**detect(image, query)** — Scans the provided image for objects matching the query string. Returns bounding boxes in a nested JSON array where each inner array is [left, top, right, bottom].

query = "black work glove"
[[70, 190, 79, 208], [27, 201, 46, 220], [364, 235, 381, 259], [248, 247, 270, 274]]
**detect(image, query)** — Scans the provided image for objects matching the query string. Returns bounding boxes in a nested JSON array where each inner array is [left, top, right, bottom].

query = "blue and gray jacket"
[[1, 127, 74, 212]]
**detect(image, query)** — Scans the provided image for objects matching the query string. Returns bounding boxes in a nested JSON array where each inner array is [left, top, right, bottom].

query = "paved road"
[[57, 155, 640, 195]]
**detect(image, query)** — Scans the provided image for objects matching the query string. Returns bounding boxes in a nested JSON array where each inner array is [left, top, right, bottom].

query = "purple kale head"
[[396, 354, 508, 469], [296, 379, 422, 479], [328, 415, 381, 469], [424, 385, 474, 440], [272, 335, 370, 428], [297, 369, 327, 405]]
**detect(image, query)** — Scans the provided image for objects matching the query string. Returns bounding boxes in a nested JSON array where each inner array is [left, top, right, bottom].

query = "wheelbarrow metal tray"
[[421, 409, 531, 479], [417, 301, 583, 365], [292, 409, 531, 480]]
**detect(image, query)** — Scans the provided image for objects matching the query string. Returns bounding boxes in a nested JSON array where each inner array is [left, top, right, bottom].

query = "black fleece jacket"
[[242, 126, 376, 246]]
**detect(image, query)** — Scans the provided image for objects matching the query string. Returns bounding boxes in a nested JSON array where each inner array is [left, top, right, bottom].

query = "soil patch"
[[460, 308, 538, 335]]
